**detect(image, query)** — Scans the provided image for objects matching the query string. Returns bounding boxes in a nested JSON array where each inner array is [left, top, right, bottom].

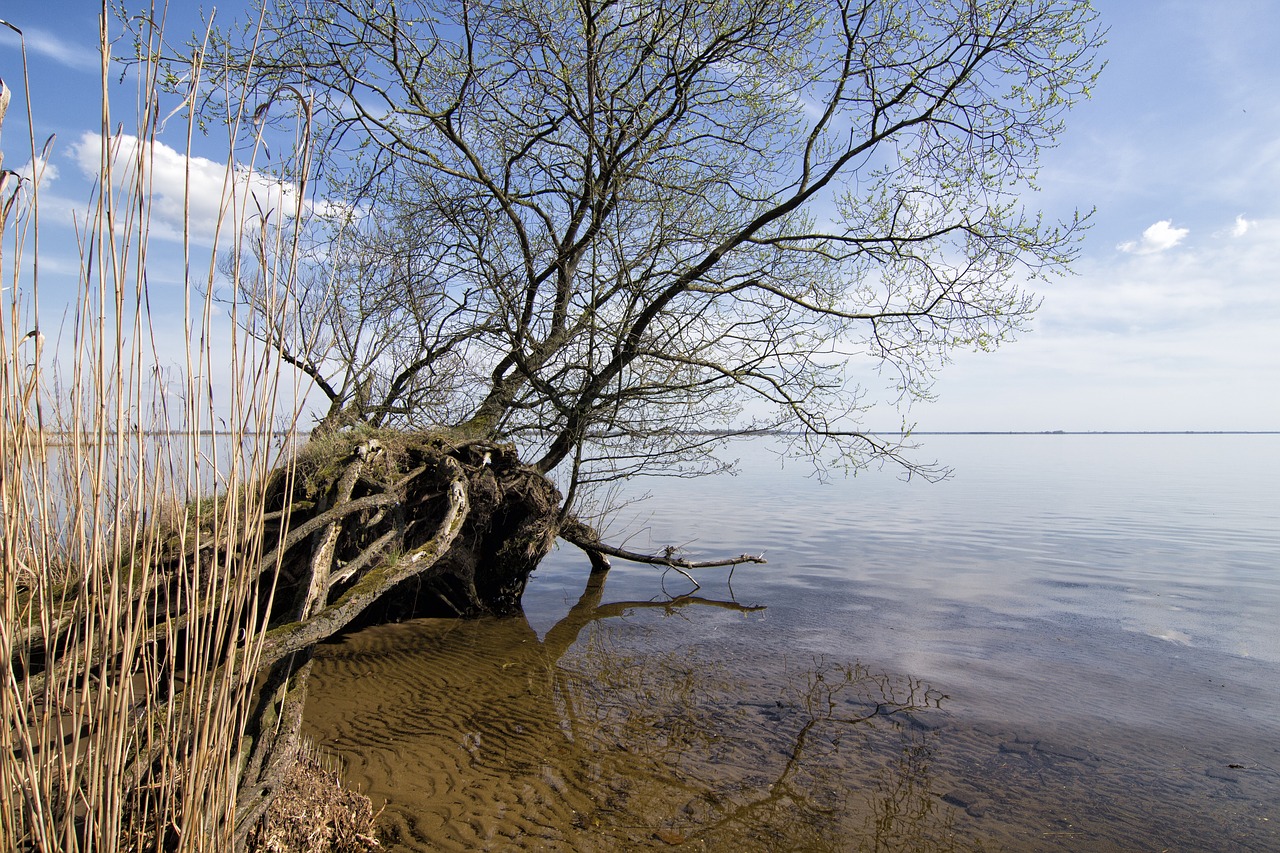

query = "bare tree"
[[222, 0, 1102, 502]]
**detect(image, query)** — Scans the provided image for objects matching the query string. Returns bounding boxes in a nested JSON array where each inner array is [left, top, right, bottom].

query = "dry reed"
[[1, 6, 315, 851]]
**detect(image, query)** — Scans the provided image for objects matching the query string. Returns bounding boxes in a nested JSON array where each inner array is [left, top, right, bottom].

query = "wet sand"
[[303, 574, 1280, 851]]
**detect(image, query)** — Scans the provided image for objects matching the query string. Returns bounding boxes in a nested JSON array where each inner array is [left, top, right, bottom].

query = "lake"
[[303, 434, 1280, 851]]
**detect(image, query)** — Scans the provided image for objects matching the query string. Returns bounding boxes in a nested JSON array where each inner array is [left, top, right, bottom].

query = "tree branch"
[[559, 518, 766, 588]]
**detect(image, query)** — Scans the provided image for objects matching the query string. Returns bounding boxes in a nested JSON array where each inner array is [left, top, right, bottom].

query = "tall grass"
[[1, 7, 312, 851]]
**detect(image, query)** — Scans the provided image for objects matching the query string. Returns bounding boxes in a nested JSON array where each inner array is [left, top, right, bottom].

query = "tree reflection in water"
[[303, 570, 971, 851]]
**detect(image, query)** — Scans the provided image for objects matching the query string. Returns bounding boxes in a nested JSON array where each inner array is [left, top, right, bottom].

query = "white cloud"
[[69, 131, 314, 245], [1231, 214, 1252, 237], [0, 25, 98, 73], [923, 216, 1280, 431], [1063, 218, 1280, 331], [1117, 219, 1190, 254]]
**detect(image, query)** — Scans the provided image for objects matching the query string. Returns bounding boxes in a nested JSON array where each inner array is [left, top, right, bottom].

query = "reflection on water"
[[305, 572, 965, 851], [304, 436, 1280, 851], [305, 571, 1280, 852]]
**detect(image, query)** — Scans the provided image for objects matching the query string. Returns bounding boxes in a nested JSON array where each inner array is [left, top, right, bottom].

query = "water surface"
[[305, 434, 1280, 851]]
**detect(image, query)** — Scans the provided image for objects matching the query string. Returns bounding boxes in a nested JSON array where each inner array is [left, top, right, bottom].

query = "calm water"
[[304, 434, 1280, 851]]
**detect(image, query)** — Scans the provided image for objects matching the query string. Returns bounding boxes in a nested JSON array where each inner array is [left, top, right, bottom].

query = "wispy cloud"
[[928, 214, 1280, 430], [1117, 219, 1189, 255], [1070, 217, 1278, 328], [0, 24, 98, 73], [1231, 214, 1252, 237]]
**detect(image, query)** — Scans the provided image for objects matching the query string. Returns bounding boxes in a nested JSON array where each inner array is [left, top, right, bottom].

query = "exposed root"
[[10, 427, 565, 850]]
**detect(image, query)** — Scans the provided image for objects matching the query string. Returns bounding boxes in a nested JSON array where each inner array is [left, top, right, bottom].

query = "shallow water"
[[304, 435, 1280, 851]]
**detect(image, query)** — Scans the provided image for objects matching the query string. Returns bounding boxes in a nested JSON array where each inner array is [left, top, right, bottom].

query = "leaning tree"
[[203, 0, 1103, 673], [224, 0, 1101, 484], [128, 0, 1100, 844], [195, 0, 1103, 616]]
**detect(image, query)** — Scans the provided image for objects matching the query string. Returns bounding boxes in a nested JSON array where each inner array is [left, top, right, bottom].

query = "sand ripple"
[[304, 606, 1280, 852]]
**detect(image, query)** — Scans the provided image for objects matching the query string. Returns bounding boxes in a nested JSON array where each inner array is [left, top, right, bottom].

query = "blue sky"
[[2, 1, 1278, 432]]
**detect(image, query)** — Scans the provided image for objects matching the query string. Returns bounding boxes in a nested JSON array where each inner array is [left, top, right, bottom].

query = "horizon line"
[[887, 430, 1280, 435]]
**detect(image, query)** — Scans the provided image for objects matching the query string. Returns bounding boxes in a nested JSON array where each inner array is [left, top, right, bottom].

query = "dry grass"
[[244, 744, 381, 853], [0, 7, 342, 851]]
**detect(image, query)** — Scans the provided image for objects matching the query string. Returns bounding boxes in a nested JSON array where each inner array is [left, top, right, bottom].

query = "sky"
[[1, 1, 1278, 433]]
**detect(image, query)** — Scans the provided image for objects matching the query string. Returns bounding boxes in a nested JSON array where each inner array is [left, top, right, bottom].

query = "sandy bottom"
[[303, 583, 1279, 852]]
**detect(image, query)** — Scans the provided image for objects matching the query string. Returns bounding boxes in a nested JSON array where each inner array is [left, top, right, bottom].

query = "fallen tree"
[[203, 0, 1100, 839]]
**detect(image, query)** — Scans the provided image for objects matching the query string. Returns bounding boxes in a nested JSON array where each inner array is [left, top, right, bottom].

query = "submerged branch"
[[559, 518, 766, 589]]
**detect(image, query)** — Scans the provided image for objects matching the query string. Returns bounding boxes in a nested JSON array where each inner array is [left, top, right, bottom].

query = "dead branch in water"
[[559, 519, 767, 589]]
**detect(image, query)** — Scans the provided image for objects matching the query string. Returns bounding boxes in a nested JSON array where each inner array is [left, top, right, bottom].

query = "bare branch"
[[559, 518, 767, 580]]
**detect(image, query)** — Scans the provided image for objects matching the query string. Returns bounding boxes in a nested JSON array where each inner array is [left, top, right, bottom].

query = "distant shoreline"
[[892, 430, 1280, 436], [687, 429, 1280, 437]]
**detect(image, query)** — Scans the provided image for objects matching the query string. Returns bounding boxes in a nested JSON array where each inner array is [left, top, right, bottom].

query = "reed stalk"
[[1, 6, 312, 850]]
